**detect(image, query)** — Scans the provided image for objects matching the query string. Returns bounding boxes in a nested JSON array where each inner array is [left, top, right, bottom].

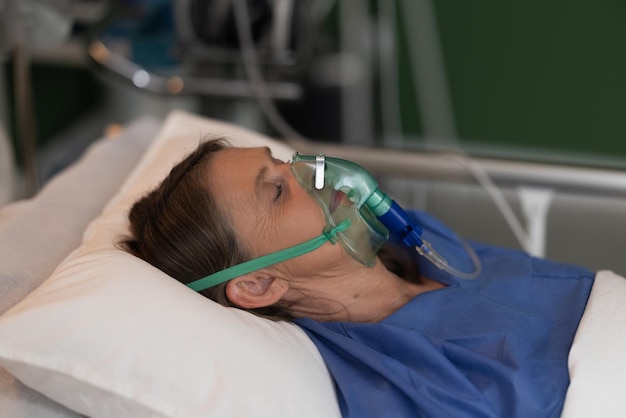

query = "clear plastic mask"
[[291, 152, 389, 267]]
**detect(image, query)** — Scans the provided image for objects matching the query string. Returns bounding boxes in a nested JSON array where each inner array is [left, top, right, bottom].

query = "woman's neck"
[[285, 260, 443, 322]]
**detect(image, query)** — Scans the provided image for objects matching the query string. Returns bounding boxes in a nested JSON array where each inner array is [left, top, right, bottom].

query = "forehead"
[[208, 146, 270, 190], [206, 146, 270, 228], [210, 146, 270, 168]]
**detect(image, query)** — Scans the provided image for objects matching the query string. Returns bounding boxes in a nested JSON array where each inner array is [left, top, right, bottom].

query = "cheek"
[[243, 191, 326, 258], [282, 194, 326, 240], [270, 193, 326, 250]]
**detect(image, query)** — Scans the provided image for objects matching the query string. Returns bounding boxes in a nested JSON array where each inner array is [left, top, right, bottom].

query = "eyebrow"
[[254, 147, 274, 200], [255, 166, 269, 200]]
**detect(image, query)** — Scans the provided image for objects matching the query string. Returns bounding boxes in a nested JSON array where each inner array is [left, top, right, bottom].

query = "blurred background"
[[3, 0, 626, 193], [1, 0, 625, 270]]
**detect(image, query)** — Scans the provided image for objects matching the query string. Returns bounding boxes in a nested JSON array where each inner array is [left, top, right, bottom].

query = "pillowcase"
[[561, 269, 626, 418], [0, 110, 341, 418]]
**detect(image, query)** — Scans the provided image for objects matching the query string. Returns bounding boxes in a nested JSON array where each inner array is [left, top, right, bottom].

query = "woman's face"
[[207, 146, 356, 280]]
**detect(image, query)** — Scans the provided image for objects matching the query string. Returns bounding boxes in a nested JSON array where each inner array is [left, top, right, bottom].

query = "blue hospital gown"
[[295, 210, 594, 418]]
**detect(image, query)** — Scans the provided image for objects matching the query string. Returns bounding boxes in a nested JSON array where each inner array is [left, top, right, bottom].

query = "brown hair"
[[121, 138, 420, 321]]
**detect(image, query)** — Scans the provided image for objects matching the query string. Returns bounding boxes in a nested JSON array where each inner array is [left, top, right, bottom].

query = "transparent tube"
[[415, 239, 482, 280]]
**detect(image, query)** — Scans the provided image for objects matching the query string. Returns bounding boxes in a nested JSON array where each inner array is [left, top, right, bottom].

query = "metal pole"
[[400, 0, 458, 144], [12, 6, 39, 197]]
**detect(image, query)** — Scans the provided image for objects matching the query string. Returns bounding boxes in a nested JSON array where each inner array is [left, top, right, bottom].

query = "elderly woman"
[[123, 138, 593, 418]]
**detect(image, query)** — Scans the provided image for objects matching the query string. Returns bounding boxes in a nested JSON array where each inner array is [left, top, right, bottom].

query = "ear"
[[225, 272, 288, 309]]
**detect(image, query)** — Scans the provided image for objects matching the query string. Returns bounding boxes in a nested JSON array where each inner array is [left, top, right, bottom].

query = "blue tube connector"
[[377, 200, 425, 248]]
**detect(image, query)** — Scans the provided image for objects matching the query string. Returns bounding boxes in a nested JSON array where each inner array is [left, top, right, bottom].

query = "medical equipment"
[[291, 153, 481, 279]]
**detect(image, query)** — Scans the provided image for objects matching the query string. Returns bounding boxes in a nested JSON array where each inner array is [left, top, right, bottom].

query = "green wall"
[[398, 1, 626, 164]]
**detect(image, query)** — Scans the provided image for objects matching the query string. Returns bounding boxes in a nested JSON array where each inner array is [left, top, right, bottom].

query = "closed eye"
[[273, 183, 283, 201]]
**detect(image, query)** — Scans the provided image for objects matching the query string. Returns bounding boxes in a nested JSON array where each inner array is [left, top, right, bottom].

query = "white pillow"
[[0, 110, 341, 418], [562, 270, 626, 418]]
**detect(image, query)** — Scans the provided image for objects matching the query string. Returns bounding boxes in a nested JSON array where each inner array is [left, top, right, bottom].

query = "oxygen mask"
[[291, 153, 389, 267], [291, 153, 481, 280]]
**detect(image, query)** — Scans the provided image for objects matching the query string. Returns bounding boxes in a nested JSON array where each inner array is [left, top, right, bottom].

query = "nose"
[[278, 159, 296, 174], [282, 162, 311, 197]]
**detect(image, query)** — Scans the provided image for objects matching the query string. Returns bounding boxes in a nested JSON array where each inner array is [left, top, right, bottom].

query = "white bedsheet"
[[562, 270, 626, 418]]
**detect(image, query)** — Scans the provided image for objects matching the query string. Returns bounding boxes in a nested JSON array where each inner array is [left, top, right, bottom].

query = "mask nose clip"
[[315, 154, 325, 190]]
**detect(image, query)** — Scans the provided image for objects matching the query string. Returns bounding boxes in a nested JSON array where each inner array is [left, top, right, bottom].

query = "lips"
[[329, 190, 348, 213]]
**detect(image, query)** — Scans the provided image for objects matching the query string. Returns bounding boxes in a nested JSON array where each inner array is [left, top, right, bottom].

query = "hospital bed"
[[0, 110, 625, 418]]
